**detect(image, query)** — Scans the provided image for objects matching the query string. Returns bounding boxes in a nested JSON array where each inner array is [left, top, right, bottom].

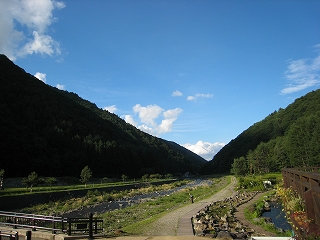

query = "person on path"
[[189, 194, 193, 203]]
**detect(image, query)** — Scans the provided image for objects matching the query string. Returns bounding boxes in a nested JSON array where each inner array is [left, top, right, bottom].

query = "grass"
[[6, 175, 231, 236], [102, 175, 231, 235]]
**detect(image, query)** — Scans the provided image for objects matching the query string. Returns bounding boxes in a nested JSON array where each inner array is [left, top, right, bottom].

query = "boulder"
[[193, 222, 207, 232], [221, 214, 228, 222], [216, 231, 235, 239]]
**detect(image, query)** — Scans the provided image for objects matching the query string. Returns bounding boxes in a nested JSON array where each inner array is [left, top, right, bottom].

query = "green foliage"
[[141, 174, 149, 181], [0, 169, 4, 190], [164, 173, 173, 179], [149, 173, 163, 179], [202, 89, 320, 174], [80, 166, 92, 186], [276, 186, 304, 213], [101, 177, 109, 183], [237, 173, 282, 191], [22, 172, 40, 192], [231, 156, 248, 176], [121, 174, 128, 182], [45, 177, 58, 186]]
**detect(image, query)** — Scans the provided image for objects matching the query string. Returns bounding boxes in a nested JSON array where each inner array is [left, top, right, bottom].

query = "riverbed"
[[62, 179, 213, 218]]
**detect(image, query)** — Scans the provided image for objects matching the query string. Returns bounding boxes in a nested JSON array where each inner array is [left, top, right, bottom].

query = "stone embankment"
[[192, 191, 268, 239]]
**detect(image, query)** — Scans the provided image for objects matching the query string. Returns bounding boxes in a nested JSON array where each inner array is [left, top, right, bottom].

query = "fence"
[[282, 167, 320, 224], [0, 211, 103, 237], [0, 230, 18, 240]]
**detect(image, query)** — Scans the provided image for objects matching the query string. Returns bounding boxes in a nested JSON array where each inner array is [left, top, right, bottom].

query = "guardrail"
[[282, 167, 320, 224], [0, 230, 19, 240], [0, 211, 103, 237]]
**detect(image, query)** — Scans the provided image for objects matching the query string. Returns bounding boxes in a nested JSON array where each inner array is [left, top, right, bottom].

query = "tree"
[[80, 166, 92, 187], [101, 177, 108, 184], [164, 173, 173, 179], [141, 174, 149, 182], [0, 169, 4, 190], [230, 157, 248, 176], [45, 177, 58, 187], [121, 174, 128, 182], [22, 172, 39, 192]]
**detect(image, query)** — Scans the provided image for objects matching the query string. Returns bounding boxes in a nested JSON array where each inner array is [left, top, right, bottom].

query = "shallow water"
[[262, 202, 292, 231]]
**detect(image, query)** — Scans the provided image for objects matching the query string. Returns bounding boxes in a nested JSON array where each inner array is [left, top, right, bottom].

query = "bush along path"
[[192, 191, 278, 239]]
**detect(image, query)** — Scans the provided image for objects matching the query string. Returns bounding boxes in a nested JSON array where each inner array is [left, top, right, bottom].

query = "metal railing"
[[282, 167, 320, 224], [0, 211, 103, 236], [0, 230, 19, 240]]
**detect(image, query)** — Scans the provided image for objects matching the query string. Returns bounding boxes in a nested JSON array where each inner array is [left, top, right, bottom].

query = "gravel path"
[[142, 177, 237, 236]]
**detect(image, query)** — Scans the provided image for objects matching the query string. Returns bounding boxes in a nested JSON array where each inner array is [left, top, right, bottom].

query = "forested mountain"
[[200, 89, 320, 175], [0, 54, 206, 178]]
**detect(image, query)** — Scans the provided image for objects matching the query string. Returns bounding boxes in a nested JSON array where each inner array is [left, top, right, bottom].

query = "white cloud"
[[137, 124, 155, 135], [56, 84, 65, 90], [125, 104, 183, 136], [281, 45, 320, 94], [21, 31, 60, 57], [187, 93, 213, 101], [163, 108, 183, 119], [172, 90, 183, 97], [103, 105, 117, 113], [34, 72, 46, 82], [182, 141, 226, 160], [124, 115, 137, 126], [158, 108, 183, 134], [0, 0, 65, 61], [187, 96, 196, 101], [133, 104, 163, 126]]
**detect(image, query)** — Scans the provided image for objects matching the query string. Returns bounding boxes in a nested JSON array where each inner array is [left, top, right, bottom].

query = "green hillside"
[[201, 89, 320, 174], [0, 54, 206, 178]]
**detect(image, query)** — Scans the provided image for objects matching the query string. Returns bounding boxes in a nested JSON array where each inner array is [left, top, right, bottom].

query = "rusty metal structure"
[[282, 167, 320, 224]]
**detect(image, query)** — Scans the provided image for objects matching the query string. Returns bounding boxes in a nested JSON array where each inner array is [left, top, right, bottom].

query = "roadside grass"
[[103, 175, 231, 235]]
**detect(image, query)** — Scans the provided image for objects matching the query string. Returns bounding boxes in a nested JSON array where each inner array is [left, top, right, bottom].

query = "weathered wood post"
[[68, 218, 72, 236], [52, 216, 55, 234], [26, 230, 31, 240], [89, 213, 93, 239]]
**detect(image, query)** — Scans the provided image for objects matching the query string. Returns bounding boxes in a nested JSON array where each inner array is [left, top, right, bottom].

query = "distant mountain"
[[200, 89, 320, 174], [0, 54, 206, 178]]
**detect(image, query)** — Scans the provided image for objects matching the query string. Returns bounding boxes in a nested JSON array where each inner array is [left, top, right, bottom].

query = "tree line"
[[201, 89, 320, 175]]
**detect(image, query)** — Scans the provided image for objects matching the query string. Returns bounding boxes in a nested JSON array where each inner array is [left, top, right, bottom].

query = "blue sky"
[[1, 0, 320, 160]]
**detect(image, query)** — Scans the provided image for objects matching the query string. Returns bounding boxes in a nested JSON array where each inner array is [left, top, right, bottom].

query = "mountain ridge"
[[200, 88, 320, 174], [0, 54, 206, 178]]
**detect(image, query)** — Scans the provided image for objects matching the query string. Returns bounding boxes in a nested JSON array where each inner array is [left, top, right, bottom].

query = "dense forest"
[[200, 89, 320, 175], [0, 54, 206, 178]]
